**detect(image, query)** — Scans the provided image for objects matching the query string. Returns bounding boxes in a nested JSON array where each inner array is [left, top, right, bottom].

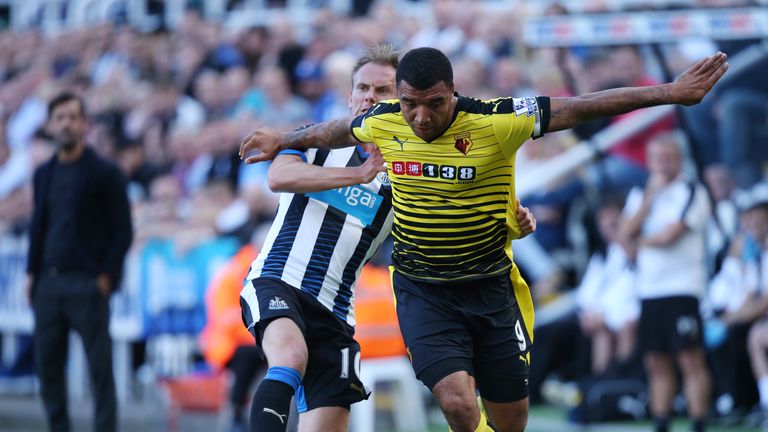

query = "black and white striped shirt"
[[241, 145, 393, 327]]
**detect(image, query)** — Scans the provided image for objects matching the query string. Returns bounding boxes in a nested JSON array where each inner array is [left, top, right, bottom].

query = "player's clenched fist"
[[239, 127, 283, 164], [517, 202, 536, 238]]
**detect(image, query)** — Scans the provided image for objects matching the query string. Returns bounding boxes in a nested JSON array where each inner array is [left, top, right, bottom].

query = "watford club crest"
[[454, 132, 473, 155]]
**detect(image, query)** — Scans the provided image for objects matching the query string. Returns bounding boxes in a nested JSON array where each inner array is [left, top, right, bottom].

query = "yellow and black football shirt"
[[351, 95, 548, 281]]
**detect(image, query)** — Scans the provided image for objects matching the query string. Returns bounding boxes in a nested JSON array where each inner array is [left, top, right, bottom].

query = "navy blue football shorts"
[[392, 267, 533, 403], [241, 277, 369, 412]]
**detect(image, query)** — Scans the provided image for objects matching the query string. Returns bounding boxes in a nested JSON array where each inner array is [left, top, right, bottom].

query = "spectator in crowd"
[[313, 51, 358, 122], [0, 182, 33, 236], [132, 174, 185, 246], [735, 184, 768, 420], [236, 26, 269, 76], [675, 1, 768, 187], [225, 183, 279, 246], [193, 69, 230, 121], [113, 139, 152, 201], [202, 121, 243, 189], [240, 46, 728, 432], [533, 192, 645, 425], [0, 128, 53, 235], [702, 164, 741, 273], [569, 46, 676, 195], [253, 66, 312, 129], [577, 195, 639, 376], [4, 65, 51, 152], [602, 46, 676, 193], [452, 56, 491, 99], [516, 131, 585, 297], [620, 131, 712, 432], [407, 0, 465, 57], [26, 92, 132, 432], [509, 80, 579, 300], [0, 118, 30, 199], [166, 126, 211, 195], [491, 58, 535, 98], [705, 183, 768, 416]]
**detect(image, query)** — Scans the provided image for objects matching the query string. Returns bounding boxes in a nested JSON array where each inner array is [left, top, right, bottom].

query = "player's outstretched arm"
[[239, 117, 356, 164], [547, 52, 728, 133], [267, 147, 386, 193]]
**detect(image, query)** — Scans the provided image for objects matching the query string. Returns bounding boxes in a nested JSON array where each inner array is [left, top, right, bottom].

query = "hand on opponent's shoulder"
[[239, 127, 283, 164], [240, 117, 357, 164]]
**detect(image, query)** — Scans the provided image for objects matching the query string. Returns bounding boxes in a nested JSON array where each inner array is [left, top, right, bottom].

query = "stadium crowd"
[[1, 0, 767, 430]]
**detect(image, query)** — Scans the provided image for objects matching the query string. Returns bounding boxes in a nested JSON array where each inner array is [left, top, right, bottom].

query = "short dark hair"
[[351, 44, 400, 84], [47, 92, 86, 118], [396, 47, 453, 90]]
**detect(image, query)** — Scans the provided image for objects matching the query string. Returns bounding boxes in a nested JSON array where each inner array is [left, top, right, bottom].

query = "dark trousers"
[[33, 273, 116, 432], [227, 345, 265, 407], [708, 322, 759, 410]]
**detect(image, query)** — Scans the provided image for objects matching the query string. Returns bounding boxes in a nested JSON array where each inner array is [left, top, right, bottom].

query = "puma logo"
[[263, 407, 287, 424], [519, 354, 530, 366], [350, 383, 367, 397], [393, 136, 408, 150]]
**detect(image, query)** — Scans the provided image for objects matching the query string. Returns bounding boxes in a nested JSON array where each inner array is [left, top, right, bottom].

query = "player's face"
[[398, 80, 456, 142], [349, 63, 397, 116]]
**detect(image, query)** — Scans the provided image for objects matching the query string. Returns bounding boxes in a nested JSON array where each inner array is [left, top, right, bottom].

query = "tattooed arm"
[[548, 52, 728, 133], [267, 147, 386, 193], [240, 117, 355, 164]]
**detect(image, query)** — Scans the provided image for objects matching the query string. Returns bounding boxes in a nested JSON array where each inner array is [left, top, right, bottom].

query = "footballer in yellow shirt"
[[240, 46, 728, 432]]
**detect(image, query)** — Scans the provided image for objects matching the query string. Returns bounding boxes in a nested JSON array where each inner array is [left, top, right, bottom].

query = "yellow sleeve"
[[491, 97, 543, 159], [351, 112, 373, 142], [351, 100, 402, 143]]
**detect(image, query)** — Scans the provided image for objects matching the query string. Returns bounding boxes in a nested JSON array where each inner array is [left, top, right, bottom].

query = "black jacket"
[[27, 147, 133, 287]]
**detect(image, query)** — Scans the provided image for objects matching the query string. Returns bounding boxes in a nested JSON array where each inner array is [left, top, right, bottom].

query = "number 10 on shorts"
[[340, 347, 362, 379]]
